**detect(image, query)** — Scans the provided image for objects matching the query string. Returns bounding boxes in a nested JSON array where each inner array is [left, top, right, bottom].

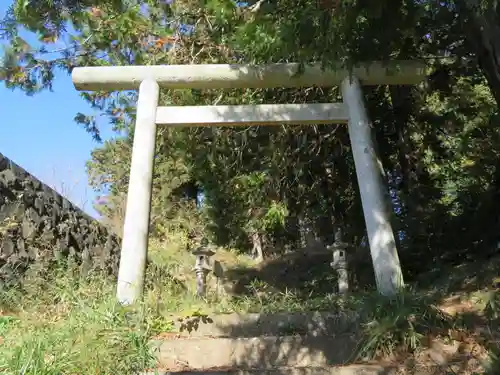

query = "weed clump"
[[0, 268, 161, 375], [356, 290, 453, 359]]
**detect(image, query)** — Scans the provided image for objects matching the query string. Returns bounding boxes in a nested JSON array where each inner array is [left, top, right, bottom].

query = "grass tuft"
[[356, 289, 453, 359], [0, 269, 157, 374]]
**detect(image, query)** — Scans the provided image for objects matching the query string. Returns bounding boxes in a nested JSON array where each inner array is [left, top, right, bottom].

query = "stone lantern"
[[328, 228, 349, 295], [192, 240, 215, 297]]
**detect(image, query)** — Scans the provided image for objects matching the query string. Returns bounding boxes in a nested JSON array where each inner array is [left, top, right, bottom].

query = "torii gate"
[[72, 61, 426, 304]]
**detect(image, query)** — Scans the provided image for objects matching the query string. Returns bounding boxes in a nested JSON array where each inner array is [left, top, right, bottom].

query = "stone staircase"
[[141, 310, 474, 375]]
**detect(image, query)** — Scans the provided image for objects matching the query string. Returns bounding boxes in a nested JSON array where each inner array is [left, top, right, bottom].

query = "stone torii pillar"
[[116, 79, 159, 304], [342, 77, 405, 295], [72, 61, 426, 304]]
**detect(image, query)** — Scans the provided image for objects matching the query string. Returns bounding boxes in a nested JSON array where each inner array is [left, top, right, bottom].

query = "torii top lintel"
[[71, 61, 426, 91]]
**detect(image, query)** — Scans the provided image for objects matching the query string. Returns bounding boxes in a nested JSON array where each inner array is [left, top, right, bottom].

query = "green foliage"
[[484, 290, 500, 321], [5, 0, 500, 361], [0, 238, 256, 374], [2, 0, 500, 273], [485, 350, 500, 375], [262, 200, 288, 231], [0, 316, 18, 336], [356, 291, 453, 359], [0, 271, 156, 374]]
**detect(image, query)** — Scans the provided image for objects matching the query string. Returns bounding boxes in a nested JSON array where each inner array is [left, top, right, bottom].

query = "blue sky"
[[0, 5, 112, 218], [0, 74, 110, 218]]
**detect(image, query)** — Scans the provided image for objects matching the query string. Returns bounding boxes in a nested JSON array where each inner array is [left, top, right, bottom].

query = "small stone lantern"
[[192, 242, 215, 297], [328, 228, 349, 295]]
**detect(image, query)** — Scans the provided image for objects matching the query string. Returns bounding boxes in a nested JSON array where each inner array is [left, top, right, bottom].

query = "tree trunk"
[[298, 214, 308, 248], [251, 231, 264, 263], [298, 214, 316, 248], [459, 0, 500, 106]]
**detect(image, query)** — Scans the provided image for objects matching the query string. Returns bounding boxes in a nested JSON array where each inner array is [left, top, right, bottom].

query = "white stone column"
[[341, 76, 404, 296], [117, 79, 159, 305]]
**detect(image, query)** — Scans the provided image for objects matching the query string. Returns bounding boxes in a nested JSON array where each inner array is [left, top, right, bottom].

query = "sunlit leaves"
[[75, 113, 101, 141], [3, 0, 500, 267]]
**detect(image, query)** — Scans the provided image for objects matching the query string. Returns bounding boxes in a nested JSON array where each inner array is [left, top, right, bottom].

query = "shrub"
[[356, 290, 453, 359]]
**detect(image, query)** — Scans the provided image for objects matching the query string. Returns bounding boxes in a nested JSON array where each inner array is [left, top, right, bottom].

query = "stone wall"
[[0, 153, 121, 288]]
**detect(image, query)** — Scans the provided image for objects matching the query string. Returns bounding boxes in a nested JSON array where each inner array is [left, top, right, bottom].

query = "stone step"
[[172, 311, 360, 338], [141, 361, 468, 375], [153, 334, 361, 369], [140, 365, 393, 375], [149, 335, 475, 375]]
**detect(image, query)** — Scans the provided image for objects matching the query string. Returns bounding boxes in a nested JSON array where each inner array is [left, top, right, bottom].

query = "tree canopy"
[[2, 0, 500, 283]]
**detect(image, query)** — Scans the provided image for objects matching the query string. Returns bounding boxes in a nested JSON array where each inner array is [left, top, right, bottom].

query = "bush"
[[356, 290, 453, 359]]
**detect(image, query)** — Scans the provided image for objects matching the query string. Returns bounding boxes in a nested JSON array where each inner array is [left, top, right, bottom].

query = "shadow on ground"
[[223, 248, 377, 304], [416, 253, 500, 297], [225, 250, 336, 296], [223, 245, 500, 305], [172, 251, 500, 374], [158, 248, 500, 374], [203, 296, 500, 374]]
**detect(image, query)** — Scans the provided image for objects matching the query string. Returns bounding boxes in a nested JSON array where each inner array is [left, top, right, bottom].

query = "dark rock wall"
[[0, 153, 121, 287]]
